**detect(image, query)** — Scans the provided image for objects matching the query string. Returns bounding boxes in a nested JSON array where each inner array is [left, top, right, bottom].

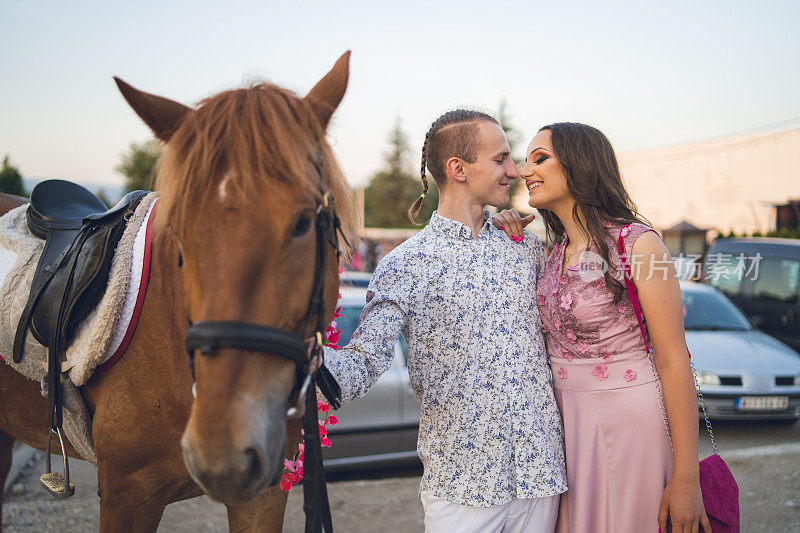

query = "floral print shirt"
[[324, 211, 567, 507]]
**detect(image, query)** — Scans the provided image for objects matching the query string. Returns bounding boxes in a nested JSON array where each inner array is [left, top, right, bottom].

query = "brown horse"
[[0, 52, 355, 531]]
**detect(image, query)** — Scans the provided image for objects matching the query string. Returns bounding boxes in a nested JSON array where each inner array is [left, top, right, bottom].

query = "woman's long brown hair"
[[538, 122, 653, 304]]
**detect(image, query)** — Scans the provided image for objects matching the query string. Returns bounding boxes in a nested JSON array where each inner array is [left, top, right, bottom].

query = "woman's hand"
[[492, 209, 536, 242], [658, 476, 711, 532]]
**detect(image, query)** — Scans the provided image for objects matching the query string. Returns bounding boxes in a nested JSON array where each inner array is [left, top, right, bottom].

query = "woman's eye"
[[534, 155, 548, 165], [292, 216, 313, 237]]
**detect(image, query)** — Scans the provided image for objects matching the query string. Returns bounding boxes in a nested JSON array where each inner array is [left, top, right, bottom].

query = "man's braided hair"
[[407, 109, 498, 224]]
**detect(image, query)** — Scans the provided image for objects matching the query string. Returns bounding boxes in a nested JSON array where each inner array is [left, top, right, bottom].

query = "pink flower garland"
[[280, 269, 344, 491]]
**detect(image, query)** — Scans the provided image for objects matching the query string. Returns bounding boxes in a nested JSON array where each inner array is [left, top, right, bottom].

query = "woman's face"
[[521, 129, 572, 211]]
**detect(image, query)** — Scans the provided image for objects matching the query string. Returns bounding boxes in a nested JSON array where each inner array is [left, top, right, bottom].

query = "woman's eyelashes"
[[533, 155, 548, 165]]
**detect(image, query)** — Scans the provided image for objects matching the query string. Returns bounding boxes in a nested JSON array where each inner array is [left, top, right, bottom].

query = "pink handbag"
[[616, 224, 740, 532]]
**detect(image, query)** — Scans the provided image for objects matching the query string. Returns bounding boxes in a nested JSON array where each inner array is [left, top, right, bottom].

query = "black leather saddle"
[[12, 180, 148, 419]]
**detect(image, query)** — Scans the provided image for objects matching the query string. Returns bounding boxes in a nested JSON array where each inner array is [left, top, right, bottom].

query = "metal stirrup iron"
[[40, 427, 74, 498]]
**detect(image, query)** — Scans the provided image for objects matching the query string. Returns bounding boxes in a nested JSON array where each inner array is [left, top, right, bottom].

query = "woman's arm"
[[630, 231, 711, 533]]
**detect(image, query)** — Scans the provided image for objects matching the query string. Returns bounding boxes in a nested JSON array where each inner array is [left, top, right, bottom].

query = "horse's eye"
[[292, 216, 312, 237]]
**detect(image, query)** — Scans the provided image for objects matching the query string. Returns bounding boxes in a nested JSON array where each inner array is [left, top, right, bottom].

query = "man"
[[324, 110, 566, 532]]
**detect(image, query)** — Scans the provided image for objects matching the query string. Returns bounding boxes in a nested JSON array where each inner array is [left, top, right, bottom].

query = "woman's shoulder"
[[602, 219, 656, 238]]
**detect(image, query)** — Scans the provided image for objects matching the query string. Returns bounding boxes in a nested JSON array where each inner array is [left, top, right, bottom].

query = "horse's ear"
[[304, 51, 350, 130], [114, 77, 193, 142]]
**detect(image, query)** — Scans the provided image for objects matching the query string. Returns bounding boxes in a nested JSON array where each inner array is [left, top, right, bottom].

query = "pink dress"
[[537, 222, 673, 533]]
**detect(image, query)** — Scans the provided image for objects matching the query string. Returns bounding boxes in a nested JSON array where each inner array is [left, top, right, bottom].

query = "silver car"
[[322, 287, 421, 471], [682, 281, 800, 421], [322, 281, 800, 471]]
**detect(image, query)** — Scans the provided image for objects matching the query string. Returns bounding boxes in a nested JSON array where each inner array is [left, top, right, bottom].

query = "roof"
[[663, 220, 707, 233]]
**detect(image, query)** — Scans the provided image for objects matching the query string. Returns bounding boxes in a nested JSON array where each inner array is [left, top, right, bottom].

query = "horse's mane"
[[155, 82, 355, 250]]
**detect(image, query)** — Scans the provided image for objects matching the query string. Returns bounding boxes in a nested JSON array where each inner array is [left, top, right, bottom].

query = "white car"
[[682, 281, 800, 421]]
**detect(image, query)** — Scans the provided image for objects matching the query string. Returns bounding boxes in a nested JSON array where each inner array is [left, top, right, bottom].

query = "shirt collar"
[[429, 210, 492, 240]]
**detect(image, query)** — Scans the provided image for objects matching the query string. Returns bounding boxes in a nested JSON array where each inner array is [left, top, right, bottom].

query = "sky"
[[1, 0, 799, 191]]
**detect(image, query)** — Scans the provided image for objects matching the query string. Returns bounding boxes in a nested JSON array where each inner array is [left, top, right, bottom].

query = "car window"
[[682, 291, 752, 331], [750, 258, 800, 304], [337, 305, 363, 346], [336, 304, 409, 364], [703, 252, 749, 296], [398, 336, 409, 364]]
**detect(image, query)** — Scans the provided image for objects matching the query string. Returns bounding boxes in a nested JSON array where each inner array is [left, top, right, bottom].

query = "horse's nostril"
[[243, 447, 263, 486]]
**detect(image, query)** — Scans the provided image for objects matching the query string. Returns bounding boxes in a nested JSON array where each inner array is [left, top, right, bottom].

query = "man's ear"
[[445, 157, 467, 184]]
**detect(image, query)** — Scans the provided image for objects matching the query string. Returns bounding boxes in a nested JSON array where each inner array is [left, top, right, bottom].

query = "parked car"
[[322, 287, 421, 471], [682, 281, 800, 421], [702, 237, 800, 351]]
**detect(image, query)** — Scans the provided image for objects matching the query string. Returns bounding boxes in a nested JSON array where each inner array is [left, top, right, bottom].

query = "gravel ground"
[[3, 450, 798, 532]]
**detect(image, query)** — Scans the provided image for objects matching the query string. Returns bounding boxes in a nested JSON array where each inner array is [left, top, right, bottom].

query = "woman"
[[493, 123, 710, 532]]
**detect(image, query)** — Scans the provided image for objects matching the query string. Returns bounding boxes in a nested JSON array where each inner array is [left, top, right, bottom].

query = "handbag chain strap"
[[616, 224, 719, 456]]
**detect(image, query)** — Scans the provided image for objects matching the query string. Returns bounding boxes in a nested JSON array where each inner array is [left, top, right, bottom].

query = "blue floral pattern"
[[325, 211, 566, 507]]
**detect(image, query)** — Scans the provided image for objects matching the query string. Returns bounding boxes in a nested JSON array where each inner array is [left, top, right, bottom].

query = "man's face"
[[461, 121, 519, 207]]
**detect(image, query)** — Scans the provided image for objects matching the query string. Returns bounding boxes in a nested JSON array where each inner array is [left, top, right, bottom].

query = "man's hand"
[[492, 209, 535, 242]]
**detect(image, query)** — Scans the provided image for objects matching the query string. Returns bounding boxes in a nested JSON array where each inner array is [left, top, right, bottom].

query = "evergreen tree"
[[0, 155, 27, 196], [364, 118, 438, 228], [116, 139, 162, 193]]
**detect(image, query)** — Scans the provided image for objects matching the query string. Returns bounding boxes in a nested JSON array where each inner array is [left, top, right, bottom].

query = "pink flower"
[[624, 369, 637, 382], [578, 342, 589, 354], [566, 329, 577, 342], [620, 226, 630, 237], [552, 285, 559, 295], [328, 415, 339, 425], [561, 347, 574, 362], [318, 423, 327, 437], [559, 275, 568, 285], [320, 437, 333, 448], [558, 368, 568, 379], [603, 353, 615, 362], [560, 293, 573, 310], [554, 318, 562, 331], [280, 473, 296, 491], [542, 323, 548, 333], [537, 294, 545, 306], [591, 365, 609, 381], [318, 401, 330, 413]]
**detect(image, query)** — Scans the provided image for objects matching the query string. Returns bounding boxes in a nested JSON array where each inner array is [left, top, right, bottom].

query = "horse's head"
[[115, 53, 355, 504]]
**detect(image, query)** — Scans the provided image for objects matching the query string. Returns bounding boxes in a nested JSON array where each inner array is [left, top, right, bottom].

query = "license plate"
[[736, 396, 789, 411]]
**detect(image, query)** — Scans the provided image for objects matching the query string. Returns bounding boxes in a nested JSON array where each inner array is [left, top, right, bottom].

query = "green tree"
[[0, 155, 27, 196], [364, 118, 438, 228], [497, 99, 528, 211], [116, 139, 162, 193]]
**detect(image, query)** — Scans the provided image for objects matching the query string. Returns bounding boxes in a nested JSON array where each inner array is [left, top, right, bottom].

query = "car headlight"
[[696, 370, 721, 386]]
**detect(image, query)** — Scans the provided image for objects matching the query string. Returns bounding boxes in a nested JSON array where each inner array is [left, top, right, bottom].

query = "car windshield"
[[337, 305, 363, 347], [335, 303, 409, 363], [682, 290, 752, 331]]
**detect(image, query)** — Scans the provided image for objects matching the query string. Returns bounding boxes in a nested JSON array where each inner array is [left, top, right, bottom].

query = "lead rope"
[[302, 198, 335, 533], [617, 225, 719, 456]]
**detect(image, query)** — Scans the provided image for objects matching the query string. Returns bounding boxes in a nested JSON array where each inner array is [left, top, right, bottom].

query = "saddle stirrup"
[[40, 427, 74, 499]]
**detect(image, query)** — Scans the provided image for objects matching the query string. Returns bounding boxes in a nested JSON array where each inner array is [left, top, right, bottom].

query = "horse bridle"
[[181, 155, 344, 532], [183, 188, 343, 417]]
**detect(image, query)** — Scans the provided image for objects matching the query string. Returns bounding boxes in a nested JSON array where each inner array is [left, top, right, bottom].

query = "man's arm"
[[324, 277, 408, 404]]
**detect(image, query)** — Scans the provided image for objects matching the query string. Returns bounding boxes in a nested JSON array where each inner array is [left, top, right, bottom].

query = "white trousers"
[[421, 491, 560, 533]]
